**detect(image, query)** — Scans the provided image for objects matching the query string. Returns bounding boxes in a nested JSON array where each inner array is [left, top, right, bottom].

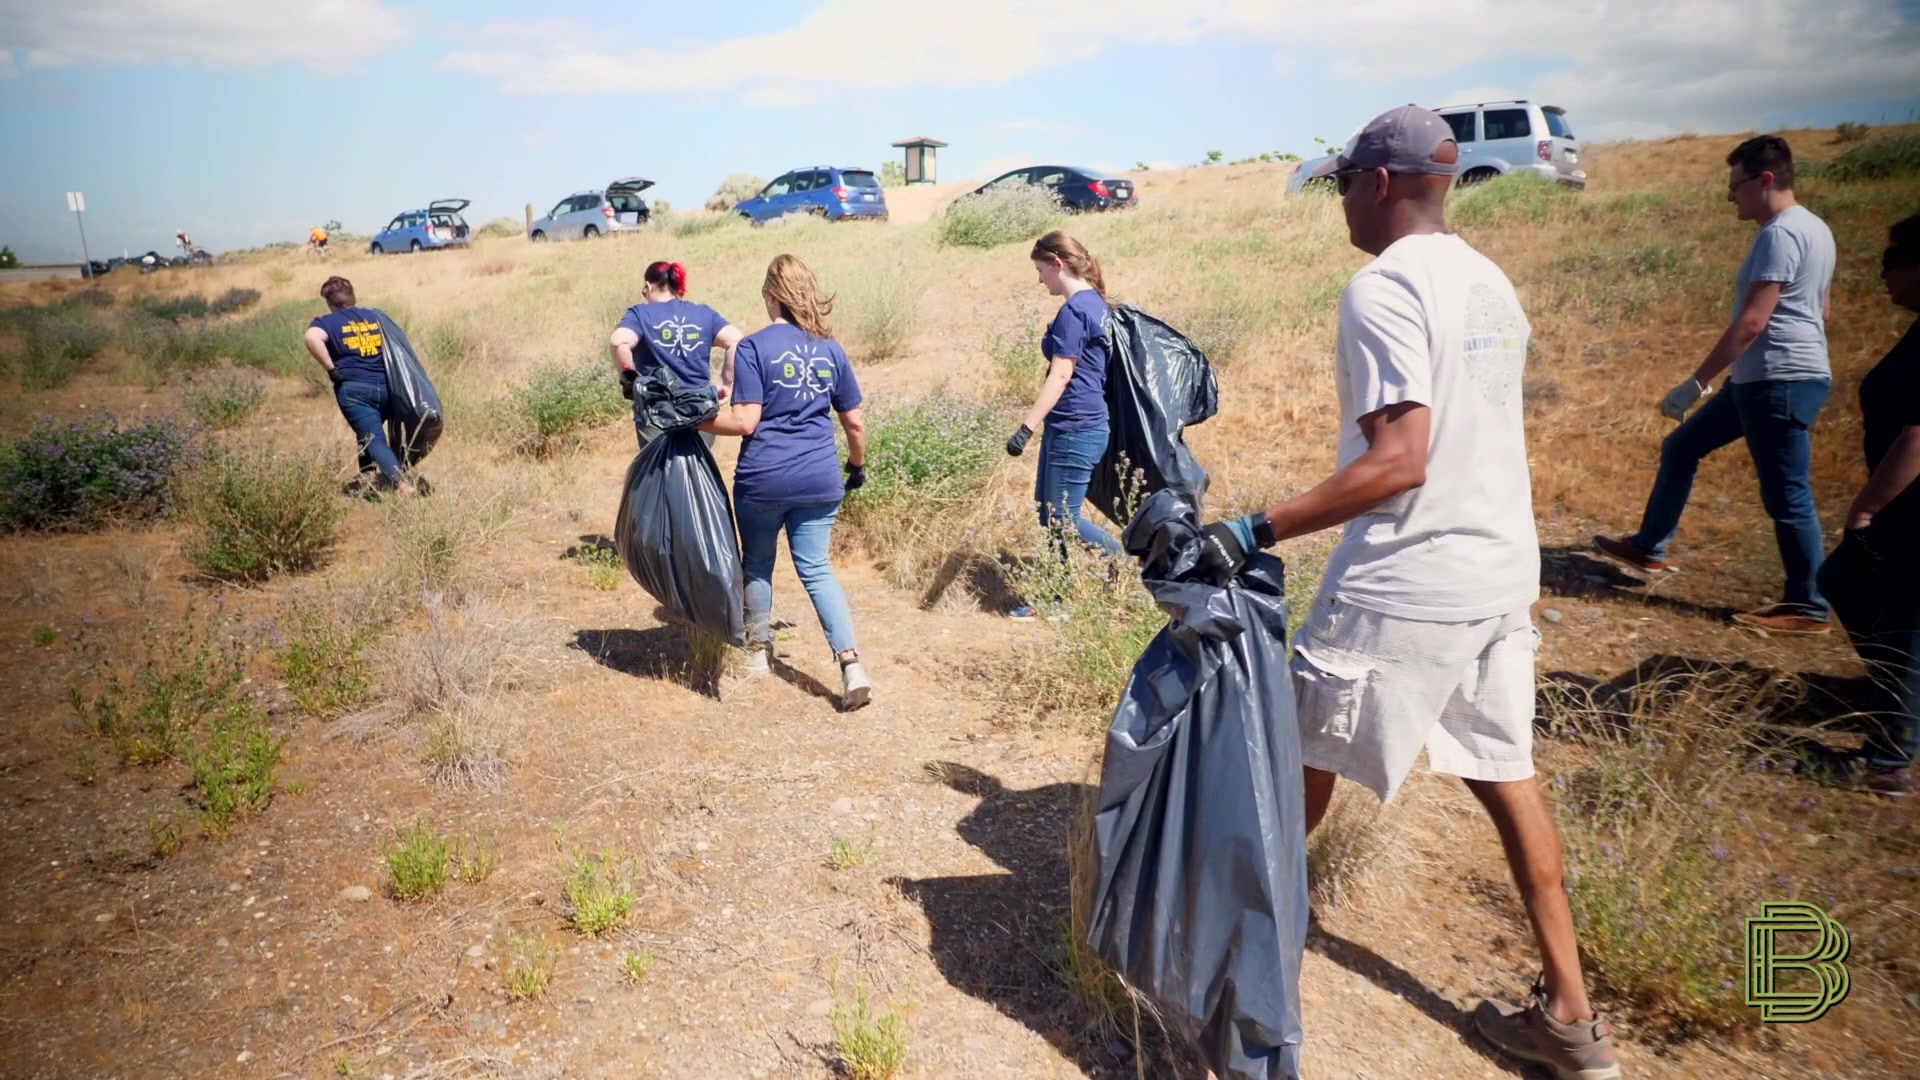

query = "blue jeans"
[[1818, 530, 1919, 769], [335, 378, 404, 486], [736, 499, 859, 657], [1629, 379, 1830, 617], [1034, 424, 1122, 557]]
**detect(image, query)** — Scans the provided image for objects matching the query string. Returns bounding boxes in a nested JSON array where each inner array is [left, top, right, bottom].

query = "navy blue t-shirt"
[[616, 299, 730, 388], [731, 323, 863, 506], [310, 306, 390, 384], [1041, 289, 1112, 432]]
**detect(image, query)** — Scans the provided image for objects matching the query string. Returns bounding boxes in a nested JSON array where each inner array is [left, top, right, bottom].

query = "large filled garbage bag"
[[375, 312, 443, 466], [1087, 306, 1219, 525], [614, 369, 745, 646], [1087, 489, 1306, 1080]]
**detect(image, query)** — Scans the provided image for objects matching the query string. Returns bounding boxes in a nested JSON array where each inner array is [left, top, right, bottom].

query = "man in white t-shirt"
[[1195, 106, 1621, 1080]]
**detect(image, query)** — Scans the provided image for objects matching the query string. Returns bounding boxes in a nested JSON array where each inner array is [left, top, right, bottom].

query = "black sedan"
[[965, 165, 1136, 212]]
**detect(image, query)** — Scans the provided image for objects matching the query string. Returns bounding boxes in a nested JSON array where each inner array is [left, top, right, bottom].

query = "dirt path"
[[0, 446, 1881, 1079]]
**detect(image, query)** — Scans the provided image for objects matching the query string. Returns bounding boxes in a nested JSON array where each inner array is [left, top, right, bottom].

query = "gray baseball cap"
[[1309, 105, 1458, 179]]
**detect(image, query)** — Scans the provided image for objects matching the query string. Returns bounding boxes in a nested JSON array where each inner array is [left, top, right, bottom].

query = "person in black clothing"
[[1813, 213, 1920, 796]]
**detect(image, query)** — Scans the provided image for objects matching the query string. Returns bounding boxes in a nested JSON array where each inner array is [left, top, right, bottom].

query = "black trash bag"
[[376, 312, 444, 467], [614, 369, 745, 646], [1087, 305, 1219, 525], [1087, 489, 1306, 1080]]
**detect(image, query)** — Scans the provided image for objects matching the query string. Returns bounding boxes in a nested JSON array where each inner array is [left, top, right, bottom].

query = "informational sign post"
[[66, 191, 91, 270]]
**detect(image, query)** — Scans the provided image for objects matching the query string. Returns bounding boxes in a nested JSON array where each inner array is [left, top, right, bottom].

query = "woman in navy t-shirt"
[[610, 260, 743, 447], [301, 275, 421, 496], [702, 254, 872, 710], [1003, 231, 1121, 616]]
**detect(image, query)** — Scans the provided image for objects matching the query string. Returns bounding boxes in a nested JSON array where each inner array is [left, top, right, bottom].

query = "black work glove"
[[619, 367, 639, 401], [1192, 513, 1275, 586], [1005, 424, 1034, 457], [327, 367, 344, 386], [845, 463, 866, 492]]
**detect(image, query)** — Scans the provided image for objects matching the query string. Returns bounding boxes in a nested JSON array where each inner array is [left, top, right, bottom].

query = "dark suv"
[[733, 167, 888, 224], [965, 166, 1136, 211]]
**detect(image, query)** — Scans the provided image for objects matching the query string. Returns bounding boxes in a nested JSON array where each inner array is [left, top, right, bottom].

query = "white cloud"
[[0, 0, 413, 74], [438, 0, 1920, 137]]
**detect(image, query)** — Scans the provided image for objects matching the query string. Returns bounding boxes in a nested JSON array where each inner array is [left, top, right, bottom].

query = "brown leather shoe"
[[1592, 535, 1666, 573], [1731, 603, 1831, 635]]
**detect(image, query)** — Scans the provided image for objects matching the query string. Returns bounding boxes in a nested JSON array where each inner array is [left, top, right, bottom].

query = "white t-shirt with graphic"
[[1319, 232, 1540, 622]]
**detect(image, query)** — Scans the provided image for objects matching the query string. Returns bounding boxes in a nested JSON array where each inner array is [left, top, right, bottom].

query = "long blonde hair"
[[1031, 230, 1107, 298], [763, 253, 834, 338]]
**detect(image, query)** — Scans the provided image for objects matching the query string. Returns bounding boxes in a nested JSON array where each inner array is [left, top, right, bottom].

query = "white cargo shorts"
[[1291, 595, 1539, 801]]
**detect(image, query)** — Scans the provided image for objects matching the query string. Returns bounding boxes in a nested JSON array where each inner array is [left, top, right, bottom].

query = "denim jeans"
[[1818, 530, 1919, 769], [736, 499, 858, 657], [1034, 424, 1122, 557], [1629, 378, 1830, 616], [335, 378, 404, 486]]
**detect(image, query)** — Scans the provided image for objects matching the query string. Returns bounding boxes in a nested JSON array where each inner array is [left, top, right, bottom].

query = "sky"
[[2, 0, 1918, 263]]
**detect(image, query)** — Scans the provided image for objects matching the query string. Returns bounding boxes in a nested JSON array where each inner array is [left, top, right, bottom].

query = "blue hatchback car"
[[370, 199, 472, 254], [734, 167, 888, 224]]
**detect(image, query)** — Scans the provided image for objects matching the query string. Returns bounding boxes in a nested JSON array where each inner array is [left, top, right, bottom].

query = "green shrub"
[[208, 287, 262, 316], [989, 323, 1044, 406], [562, 849, 636, 936], [140, 295, 210, 322], [68, 602, 257, 768], [384, 823, 453, 901], [937, 185, 1064, 249], [831, 984, 908, 1080], [841, 392, 1003, 530], [215, 301, 313, 376], [1807, 134, 1920, 182], [184, 701, 283, 837], [16, 305, 113, 389], [0, 415, 192, 531], [506, 357, 628, 456], [177, 445, 343, 581], [1003, 527, 1165, 724], [1834, 121, 1870, 143], [181, 366, 269, 428], [572, 545, 622, 591], [1450, 172, 1579, 227], [277, 590, 382, 719]]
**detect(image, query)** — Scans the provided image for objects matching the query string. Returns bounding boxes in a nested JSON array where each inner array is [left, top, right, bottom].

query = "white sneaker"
[[840, 659, 871, 711], [740, 644, 770, 678]]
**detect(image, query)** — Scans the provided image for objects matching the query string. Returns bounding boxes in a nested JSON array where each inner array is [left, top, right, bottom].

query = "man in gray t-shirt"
[[1730, 202, 1836, 384], [1596, 135, 1837, 634]]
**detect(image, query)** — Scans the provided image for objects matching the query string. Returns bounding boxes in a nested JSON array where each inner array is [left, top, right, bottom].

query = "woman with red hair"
[[610, 260, 744, 447]]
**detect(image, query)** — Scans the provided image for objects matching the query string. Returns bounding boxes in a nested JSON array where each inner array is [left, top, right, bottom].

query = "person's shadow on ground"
[[899, 764, 1538, 1078], [894, 763, 1202, 1078]]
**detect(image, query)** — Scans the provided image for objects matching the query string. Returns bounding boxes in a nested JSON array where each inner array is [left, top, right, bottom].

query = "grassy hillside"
[[0, 124, 1915, 1078]]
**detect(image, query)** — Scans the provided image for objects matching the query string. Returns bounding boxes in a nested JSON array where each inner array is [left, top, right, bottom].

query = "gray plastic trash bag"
[[1087, 489, 1306, 1080], [614, 369, 745, 646], [376, 312, 443, 466], [1087, 305, 1219, 524]]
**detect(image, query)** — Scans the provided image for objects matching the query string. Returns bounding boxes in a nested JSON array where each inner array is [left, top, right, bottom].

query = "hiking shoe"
[[1474, 980, 1622, 1080], [840, 658, 872, 711], [1731, 603, 1831, 635], [1007, 605, 1038, 622], [1592, 535, 1666, 573]]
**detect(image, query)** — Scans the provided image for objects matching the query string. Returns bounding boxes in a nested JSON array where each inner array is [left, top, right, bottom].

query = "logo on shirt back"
[[648, 316, 705, 357], [339, 320, 383, 358], [767, 344, 836, 401], [1461, 282, 1526, 408]]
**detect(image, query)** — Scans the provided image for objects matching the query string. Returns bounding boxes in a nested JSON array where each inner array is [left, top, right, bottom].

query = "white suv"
[[1289, 100, 1585, 194]]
